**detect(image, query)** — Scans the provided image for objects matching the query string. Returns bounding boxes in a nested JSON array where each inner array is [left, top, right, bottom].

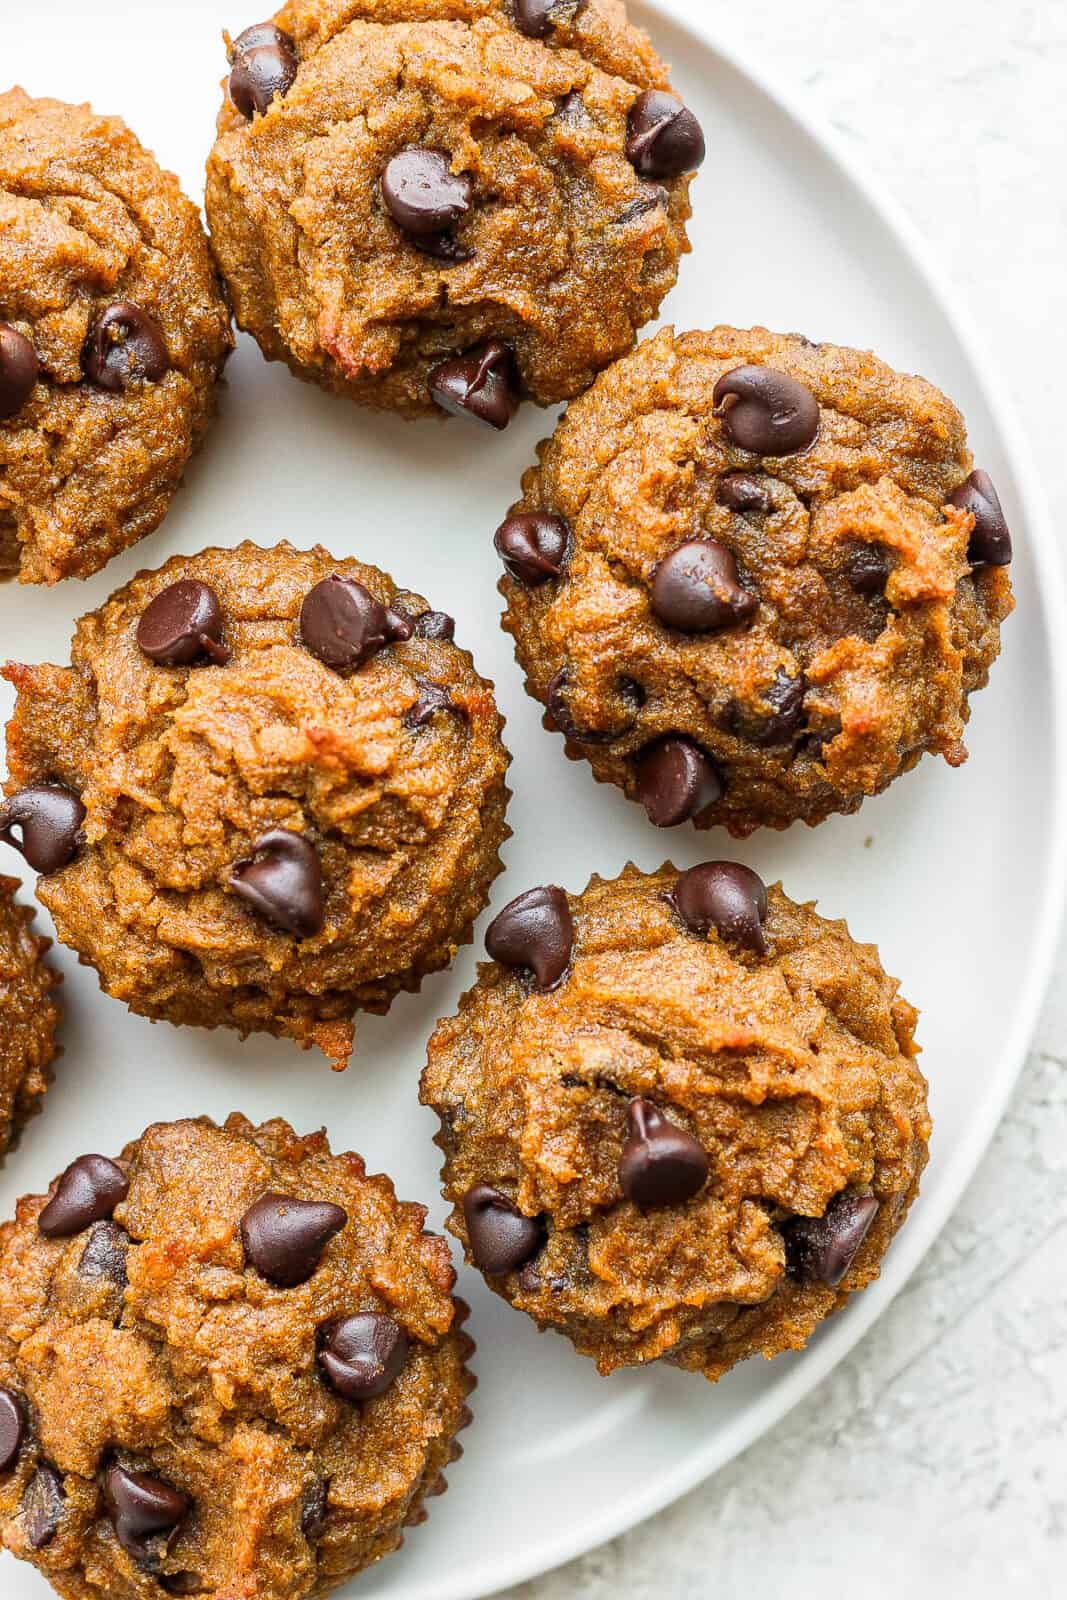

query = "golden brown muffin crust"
[[0, 875, 60, 1156]]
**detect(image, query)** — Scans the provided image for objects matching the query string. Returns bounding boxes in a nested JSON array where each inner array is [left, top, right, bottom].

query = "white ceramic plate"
[[2, 3, 1064, 1597]]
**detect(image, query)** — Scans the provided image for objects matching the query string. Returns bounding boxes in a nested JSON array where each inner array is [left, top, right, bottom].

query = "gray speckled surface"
[[506, 3, 1067, 1594]]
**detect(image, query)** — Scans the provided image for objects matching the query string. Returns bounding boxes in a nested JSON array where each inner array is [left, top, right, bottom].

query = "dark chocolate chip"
[[671, 861, 769, 954], [0, 324, 40, 420], [462, 1185, 545, 1275], [240, 1193, 347, 1288], [137, 580, 230, 667], [300, 574, 412, 673], [381, 149, 472, 237], [229, 23, 298, 118], [82, 301, 169, 391], [495, 512, 570, 585], [104, 1462, 190, 1560], [949, 469, 1013, 567], [713, 365, 820, 456], [411, 229, 474, 263], [301, 1478, 329, 1539], [614, 183, 668, 226], [0, 1389, 27, 1474], [24, 1464, 64, 1549], [429, 339, 520, 429], [625, 90, 706, 179], [0, 785, 85, 873], [38, 1155, 129, 1239], [512, 0, 582, 37], [413, 609, 456, 640], [78, 1221, 130, 1289], [651, 538, 758, 632], [160, 1576, 203, 1596], [633, 738, 724, 827], [485, 885, 574, 991], [717, 472, 770, 513], [317, 1314, 409, 1401], [844, 543, 891, 595], [727, 669, 807, 747], [783, 1191, 879, 1287], [618, 1098, 709, 1208], [228, 829, 324, 939], [405, 678, 468, 730]]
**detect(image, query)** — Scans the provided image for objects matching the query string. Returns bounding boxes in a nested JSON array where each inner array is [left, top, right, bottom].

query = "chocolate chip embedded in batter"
[[38, 1154, 129, 1239], [104, 1462, 190, 1560], [24, 1464, 65, 1549], [671, 861, 768, 954], [844, 543, 891, 595], [381, 149, 472, 238], [228, 23, 298, 119], [713, 365, 820, 456], [0, 1389, 27, 1474], [614, 182, 668, 226], [78, 1221, 131, 1289], [625, 91, 706, 179], [512, 0, 583, 38], [545, 669, 630, 743], [406, 678, 468, 731], [727, 668, 807, 747], [0, 785, 86, 873], [301, 1479, 330, 1539], [228, 829, 324, 939], [783, 1191, 879, 1287], [413, 609, 455, 640], [240, 1193, 348, 1288], [950, 469, 1013, 567], [317, 1313, 410, 1401], [462, 1185, 545, 1274], [429, 340, 521, 429], [495, 512, 570, 585], [485, 885, 574, 991], [618, 1098, 709, 1208], [717, 472, 770, 514], [633, 738, 724, 827], [300, 574, 413, 672], [651, 538, 758, 632], [137, 580, 231, 667], [82, 301, 170, 391], [0, 324, 39, 419]]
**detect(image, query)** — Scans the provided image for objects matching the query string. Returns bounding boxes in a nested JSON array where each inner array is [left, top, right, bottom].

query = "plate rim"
[[454, 3, 1067, 1594]]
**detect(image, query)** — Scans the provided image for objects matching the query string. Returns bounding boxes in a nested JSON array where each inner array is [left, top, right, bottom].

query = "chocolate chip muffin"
[[0, 876, 61, 1157], [0, 90, 232, 585], [0, 1113, 474, 1598], [205, 1, 701, 423], [497, 325, 1015, 832], [421, 862, 930, 1380], [0, 541, 510, 1068]]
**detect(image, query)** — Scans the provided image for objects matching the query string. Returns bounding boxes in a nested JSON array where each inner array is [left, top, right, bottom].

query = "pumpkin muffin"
[[0, 876, 61, 1157]]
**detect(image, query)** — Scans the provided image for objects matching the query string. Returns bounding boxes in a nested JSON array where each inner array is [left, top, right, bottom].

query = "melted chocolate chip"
[[301, 1478, 329, 1539], [512, 0, 583, 37], [727, 669, 807, 747], [78, 1221, 130, 1289], [614, 183, 668, 226], [38, 1155, 129, 1239], [240, 1193, 347, 1288], [618, 1098, 709, 1208], [671, 861, 769, 954], [0, 1389, 27, 1474], [713, 366, 820, 456], [82, 302, 169, 391], [413, 609, 455, 640], [229, 23, 298, 118], [24, 1464, 65, 1549], [228, 829, 324, 939], [949, 469, 1013, 567], [495, 512, 570, 585], [462, 1185, 545, 1275], [717, 472, 770, 513], [783, 1191, 879, 1287], [406, 678, 467, 730], [300, 574, 413, 673], [0, 324, 40, 419], [844, 543, 891, 595], [104, 1462, 190, 1560], [485, 885, 574, 990], [137, 580, 230, 666], [382, 149, 472, 237], [317, 1314, 409, 1401], [633, 738, 724, 827], [0, 785, 85, 873], [651, 538, 758, 632], [429, 340, 520, 429], [625, 91, 706, 178]]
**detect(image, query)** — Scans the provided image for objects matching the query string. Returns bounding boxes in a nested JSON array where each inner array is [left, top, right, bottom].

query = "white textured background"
[[507, 4, 1067, 1596]]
